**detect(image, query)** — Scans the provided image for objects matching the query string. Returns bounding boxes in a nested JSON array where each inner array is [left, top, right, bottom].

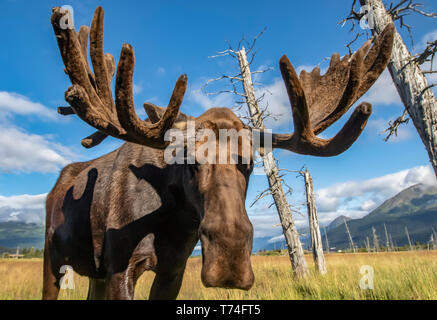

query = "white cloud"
[[0, 193, 47, 224], [0, 91, 57, 121], [359, 69, 402, 106], [0, 127, 71, 173], [248, 203, 308, 239], [361, 199, 377, 211], [255, 77, 292, 130], [316, 165, 436, 219], [0, 91, 74, 173], [268, 234, 285, 244], [249, 213, 281, 238], [189, 87, 235, 111]]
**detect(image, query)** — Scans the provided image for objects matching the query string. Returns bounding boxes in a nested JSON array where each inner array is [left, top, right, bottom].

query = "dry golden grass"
[[1, 251, 437, 300]]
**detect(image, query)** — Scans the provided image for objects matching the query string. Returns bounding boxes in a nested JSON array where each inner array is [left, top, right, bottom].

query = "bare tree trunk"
[[432, 227, 437, 244], [360, 0, 437, 177], [303, 169, 327, 275], [372, 226, 380, 252], [389, 233, 395, 251], [405, 226, 414, 251], [366, 236, 371, 252], [344, 218, 356, 253], [323, 226, 330, 254], [236, 47, 309, 278], [384, 223, 391, 251]]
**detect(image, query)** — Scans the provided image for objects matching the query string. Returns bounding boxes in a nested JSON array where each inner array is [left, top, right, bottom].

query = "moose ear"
[[143, 102, 194, 124]]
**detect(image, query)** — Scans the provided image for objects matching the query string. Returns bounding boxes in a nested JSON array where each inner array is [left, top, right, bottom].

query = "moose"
[[44, 6, 394, 299]]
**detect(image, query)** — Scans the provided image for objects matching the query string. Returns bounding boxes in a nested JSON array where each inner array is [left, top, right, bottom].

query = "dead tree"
[[432, 227, 437, 243], [389, 233, 395, 251], [431, 234, 436, 251], [372, 226, 380, 252], [323, 226, 330, 254], [384, 223, 391, 251], [405, 226, 414, 250], [236, 47, 309, 278], [343, 0, 437, 177], [303, 169, 327, 274], [366, 236, 371, 252], [344, 218, 356, 253]]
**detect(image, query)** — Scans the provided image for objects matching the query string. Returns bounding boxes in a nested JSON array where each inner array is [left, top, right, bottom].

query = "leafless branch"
[[383, 109, 410, 141], [421, 83, 437, 96], [338, 0, 364, 33], [346, 32, 364, 55], [414, 40, 437, 68], [200, 74, 243, 92], [387, 0, 437, 47], [340, 0, 436, 49]]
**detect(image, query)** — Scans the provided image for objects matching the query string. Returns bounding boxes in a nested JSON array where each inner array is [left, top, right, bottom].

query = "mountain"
[[0, 221, 44, 249], [327, 215, 351, 231], [325, 184, 437, 250]]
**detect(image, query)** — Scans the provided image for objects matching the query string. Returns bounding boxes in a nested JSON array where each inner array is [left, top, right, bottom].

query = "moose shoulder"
[[43, 6, 394, 300]]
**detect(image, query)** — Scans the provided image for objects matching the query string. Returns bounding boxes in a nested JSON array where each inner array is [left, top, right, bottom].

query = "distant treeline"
[[1, 247, 43, 258]]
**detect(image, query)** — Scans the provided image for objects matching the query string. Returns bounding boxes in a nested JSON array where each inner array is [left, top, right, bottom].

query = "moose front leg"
[[149, 266, 187, 300], [148, 232, 198, 300]]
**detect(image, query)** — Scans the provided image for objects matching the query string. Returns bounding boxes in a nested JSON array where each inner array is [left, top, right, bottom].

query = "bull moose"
[[43, 6, 394, 299]]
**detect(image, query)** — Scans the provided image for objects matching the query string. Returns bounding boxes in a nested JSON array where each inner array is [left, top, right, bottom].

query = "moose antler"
[[51, 6, 187, 148], [272, 23, 395, 156]]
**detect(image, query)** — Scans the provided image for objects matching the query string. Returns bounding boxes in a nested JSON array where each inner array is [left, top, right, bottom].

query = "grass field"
[[1, 251, 437, 300]]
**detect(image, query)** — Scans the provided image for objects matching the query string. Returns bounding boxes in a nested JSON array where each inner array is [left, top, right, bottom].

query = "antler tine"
[[279, 55, 311, 137], [78, 22, 112, 148], [115, 43, 187, 146], [80, 52, 115, 148], [77, 25, 96, 88], [81, 131, 109, 148], [312, 45, 365, 134], [89, 7, 115, 119], [272, 24, 394, 157], [356, 23, 395, 99], [312, 23, 394, 135]]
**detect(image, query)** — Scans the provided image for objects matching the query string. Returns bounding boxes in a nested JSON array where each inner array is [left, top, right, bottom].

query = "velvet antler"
[[51, 6, 187, 148], [272, 23, 394, 156]]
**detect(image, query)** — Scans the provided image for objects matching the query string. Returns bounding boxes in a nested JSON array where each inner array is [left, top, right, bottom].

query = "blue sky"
[[0, 0, 436, 240]]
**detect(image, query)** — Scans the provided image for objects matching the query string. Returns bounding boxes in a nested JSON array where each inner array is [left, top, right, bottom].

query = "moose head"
[[50, 6, 394, 293]]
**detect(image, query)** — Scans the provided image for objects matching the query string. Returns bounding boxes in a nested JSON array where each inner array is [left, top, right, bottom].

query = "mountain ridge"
[[324, 183, 437, 250]]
